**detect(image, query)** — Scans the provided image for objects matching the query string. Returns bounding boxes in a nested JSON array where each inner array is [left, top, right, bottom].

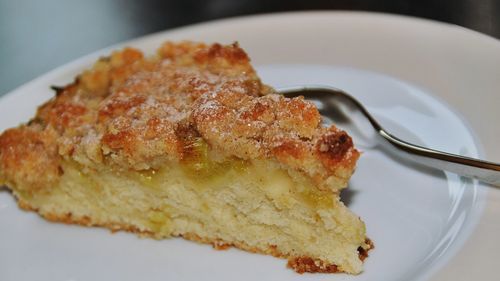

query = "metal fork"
[[279, 86, 500, 186]]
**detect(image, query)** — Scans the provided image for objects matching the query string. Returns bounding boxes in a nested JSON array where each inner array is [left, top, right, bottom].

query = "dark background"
[[1, 0, 498, 96]]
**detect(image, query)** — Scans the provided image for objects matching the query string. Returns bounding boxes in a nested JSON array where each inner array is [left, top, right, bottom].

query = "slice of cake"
[[0, 42, 372, 274]]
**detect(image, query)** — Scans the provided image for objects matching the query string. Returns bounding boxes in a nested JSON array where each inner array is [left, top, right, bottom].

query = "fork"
[[279, 86, 500, 186]]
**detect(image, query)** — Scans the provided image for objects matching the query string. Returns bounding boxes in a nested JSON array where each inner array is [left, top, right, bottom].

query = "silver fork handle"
[[379, 129, 500, 186]]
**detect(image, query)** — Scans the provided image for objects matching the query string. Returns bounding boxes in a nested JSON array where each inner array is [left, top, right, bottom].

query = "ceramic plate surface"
[[0, 12, 495, 281]]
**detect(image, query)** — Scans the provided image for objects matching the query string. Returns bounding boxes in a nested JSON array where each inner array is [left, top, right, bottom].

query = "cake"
[[0, 41, 372, 274]]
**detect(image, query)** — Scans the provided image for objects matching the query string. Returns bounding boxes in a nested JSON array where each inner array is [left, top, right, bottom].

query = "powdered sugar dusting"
[[37, 41, 359, 191]]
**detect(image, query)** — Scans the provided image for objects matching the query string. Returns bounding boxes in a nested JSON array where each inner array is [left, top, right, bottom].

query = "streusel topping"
[[0, 42, 359, 192]]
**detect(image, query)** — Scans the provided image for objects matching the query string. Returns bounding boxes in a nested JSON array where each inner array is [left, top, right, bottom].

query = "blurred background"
[[0, 0, 498, 96]]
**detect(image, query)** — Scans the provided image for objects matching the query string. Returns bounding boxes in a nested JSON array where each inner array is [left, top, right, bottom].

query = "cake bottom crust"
[[17, 197, 373, 274]]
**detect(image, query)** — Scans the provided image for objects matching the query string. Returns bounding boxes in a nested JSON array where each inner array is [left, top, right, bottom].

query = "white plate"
[[0, 12, 498, 281]]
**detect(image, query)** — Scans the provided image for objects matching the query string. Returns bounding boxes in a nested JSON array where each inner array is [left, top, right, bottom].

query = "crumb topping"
[[0, 41, 359, 193]]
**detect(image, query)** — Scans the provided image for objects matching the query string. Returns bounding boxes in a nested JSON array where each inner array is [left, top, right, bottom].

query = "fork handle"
[[379, 130, 500, 186]]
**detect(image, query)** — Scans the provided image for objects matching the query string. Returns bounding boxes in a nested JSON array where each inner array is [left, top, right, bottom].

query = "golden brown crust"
[[358, 238, 374, 262], [286, 239, 374, 274], [287, 257, 339, 273], [0, 41, 359, 195]]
